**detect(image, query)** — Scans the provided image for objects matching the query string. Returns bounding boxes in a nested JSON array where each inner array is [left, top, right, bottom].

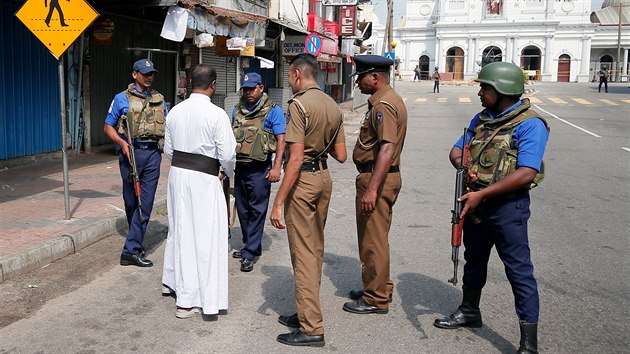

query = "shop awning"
[[175, 1, 267, 40], [178, 0, 267, 23], [268, 18, 309, 35]]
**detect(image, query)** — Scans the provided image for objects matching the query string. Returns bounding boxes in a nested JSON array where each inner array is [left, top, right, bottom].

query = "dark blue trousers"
[[462, 192, 539, 323], [118, 148, 161, 256], [234, 159, 271, 261]]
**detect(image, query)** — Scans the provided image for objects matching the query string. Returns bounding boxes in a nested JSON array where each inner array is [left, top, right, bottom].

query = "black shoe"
[[232, 250, 242, 259], [342, 298, 388, 314], [278, 313, 300, 328], [433, 308, 482, 329], [120, 254, 153, 267], [240, 258, 254, 272], [348, 289, 393, 303], [277, 330, 325, 347]]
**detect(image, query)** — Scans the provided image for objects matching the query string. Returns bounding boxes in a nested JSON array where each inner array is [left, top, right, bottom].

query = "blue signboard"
[[305, 33, 322, 56], [384, 52, 395, 62]]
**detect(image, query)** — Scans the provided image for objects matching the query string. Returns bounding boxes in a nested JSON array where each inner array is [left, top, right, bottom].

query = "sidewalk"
[[0, 148, 171, 283], [0, 101, 360, 283]]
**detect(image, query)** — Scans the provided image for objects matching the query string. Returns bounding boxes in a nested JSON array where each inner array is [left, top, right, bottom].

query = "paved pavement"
[[0, 100, 367, 283]]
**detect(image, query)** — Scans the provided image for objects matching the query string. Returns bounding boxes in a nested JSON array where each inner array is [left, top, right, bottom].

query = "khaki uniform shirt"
[[353, 85, 407, 166], [286, 84, 345, 162]]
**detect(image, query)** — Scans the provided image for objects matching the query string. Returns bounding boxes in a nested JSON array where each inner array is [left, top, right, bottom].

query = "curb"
[[0, 198, 167, 283]]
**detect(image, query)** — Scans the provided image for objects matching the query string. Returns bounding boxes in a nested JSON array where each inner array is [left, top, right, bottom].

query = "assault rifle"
[[448, 128, 471, 286], [121, 115, 144, 222]]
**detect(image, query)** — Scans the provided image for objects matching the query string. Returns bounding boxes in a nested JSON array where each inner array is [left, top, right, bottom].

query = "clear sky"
[[374, 0, 607, 26]]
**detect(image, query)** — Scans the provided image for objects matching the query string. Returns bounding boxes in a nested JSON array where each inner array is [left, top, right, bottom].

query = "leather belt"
[[301, 159, 328, 172], [171, 150, 220, 176], [356, 163, 400, 174]]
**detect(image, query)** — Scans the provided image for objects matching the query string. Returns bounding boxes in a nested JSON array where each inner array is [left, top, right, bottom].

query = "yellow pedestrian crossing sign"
[[15, 0, 99, 59]]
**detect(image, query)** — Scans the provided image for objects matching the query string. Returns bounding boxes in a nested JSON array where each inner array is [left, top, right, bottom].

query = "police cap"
[[352, 55, 394, 76], [133, 59, 158, 74], [241, 72, 263, 88]]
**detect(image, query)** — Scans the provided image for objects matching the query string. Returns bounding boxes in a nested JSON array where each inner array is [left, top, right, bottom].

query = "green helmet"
[[475, 62, 524, 96]]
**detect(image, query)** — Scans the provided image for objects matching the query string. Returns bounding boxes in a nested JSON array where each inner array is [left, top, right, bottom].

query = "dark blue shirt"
[[454, 100, 548, 171]]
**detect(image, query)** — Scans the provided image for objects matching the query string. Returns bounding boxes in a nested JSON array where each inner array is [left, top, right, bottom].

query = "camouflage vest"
[[468, 99, 549, 191], [233, 93, 277, 162], [117, 84, 166, 141]]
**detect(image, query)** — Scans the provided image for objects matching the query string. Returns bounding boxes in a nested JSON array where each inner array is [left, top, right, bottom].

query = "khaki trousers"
[[285, 170, 332, 336], [355, 172, 401, 308]]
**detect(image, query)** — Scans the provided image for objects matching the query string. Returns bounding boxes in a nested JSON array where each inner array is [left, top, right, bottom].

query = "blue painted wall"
[[1, 0, 61, 160]]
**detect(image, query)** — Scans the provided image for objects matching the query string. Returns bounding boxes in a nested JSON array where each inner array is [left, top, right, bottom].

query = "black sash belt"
[[301, 159, 328, 172], [171, 150, 219, 176], [356, 163, 400, 174]]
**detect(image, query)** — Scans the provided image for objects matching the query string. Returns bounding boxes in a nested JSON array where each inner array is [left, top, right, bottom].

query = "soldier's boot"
[[517, 321, 538, 354], [433, 285, 482, 329]]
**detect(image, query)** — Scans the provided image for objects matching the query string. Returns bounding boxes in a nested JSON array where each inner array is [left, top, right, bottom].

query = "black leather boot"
[[517, 321, 538, 354], [433, 285, 482, 329]]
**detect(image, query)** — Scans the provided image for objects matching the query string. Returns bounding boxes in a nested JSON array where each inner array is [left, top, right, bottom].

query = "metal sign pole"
[[59, 58, 71, 220]]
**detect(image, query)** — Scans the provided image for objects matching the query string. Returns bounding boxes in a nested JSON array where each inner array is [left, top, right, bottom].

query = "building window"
[[446, 46, 465, 80], [482, 46, 503, 67], [486, 0, 503, 17]]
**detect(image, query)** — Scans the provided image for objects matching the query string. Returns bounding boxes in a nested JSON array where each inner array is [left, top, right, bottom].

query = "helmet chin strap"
[[490, 93, 505, 113]]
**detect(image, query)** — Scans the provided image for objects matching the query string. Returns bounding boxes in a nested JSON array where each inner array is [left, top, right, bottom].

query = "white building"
[[394, 0, 629, 82]]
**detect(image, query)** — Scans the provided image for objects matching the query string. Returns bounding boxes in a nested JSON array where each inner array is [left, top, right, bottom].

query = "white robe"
[[161, 93, 236, 315]]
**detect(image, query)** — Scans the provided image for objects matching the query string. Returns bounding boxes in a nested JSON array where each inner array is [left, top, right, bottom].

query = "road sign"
[[384, 52, 395, 62], [305, 33, 323, 56], [15, 0, 99, 59]]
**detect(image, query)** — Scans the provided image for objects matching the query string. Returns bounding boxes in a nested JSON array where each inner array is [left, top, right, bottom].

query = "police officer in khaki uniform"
[[343, 55, 407, 315], [269, 54, 347, 347]]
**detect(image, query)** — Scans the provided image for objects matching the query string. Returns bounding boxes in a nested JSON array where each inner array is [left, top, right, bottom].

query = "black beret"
[[351, 55, 394, 76]]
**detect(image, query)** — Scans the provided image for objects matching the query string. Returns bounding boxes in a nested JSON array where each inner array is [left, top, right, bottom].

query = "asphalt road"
[[0, 80, 628, 353]]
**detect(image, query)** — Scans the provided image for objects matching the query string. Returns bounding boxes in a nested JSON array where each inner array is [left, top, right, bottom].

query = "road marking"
[[437, 97, 448, 103], [548, 97, 567, 104], [571, 98, 592, 105], [415, 97, 427, 103], [599, 99, 617, 106], [526, 97, 543, 104], [533, 104, 601, 138], [622, 100, 630, 104], [458, 97, 471, 103], [622, 147, 630, 153]]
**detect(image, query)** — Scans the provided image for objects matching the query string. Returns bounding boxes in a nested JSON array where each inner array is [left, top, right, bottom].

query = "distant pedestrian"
[[413, 65, 421, 82], [270, 53, 347, 347], [432, 67, 441, 93], [161, 64, 236, 319], [104, 59, 167, 268], [598, 66, 609, 93], [231, 72, 286, 273]]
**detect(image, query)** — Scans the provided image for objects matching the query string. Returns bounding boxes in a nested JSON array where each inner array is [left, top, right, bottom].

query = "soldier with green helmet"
[[434, 62, 549, 354]]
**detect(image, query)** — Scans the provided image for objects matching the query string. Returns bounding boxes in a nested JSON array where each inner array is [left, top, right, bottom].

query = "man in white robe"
[[161, 64, 236, 318]]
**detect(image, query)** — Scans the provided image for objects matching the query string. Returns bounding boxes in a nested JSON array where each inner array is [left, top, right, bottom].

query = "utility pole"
[[381, 0, 393, 55], [616, 3, 623, 82]]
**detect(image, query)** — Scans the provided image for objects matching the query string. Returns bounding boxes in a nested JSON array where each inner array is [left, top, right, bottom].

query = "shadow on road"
[[397, 272, 516, 352]]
